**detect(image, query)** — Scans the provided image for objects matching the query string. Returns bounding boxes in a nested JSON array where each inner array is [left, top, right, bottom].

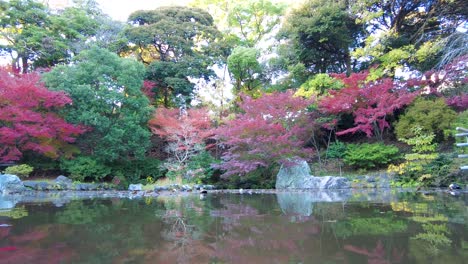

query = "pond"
[[0, 190, 467, 263]]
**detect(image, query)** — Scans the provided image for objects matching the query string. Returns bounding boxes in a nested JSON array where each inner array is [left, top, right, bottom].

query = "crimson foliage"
[[0, 69, 85, 162], [148, 107, 213, 165], [215, 91, 314, 176], [319, 72, 416, 138]]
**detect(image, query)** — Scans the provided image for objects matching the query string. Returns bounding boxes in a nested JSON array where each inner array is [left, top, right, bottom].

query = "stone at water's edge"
[[275, 160, 350, 189], [276, 160, 311, 189], [0, 174, 25, 194], [55, 175, 73, 185], [128, 184, 143, 191]]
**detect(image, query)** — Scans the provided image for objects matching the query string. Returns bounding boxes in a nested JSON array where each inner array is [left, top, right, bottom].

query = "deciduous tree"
[[148, 107, 213, 166], [0, 68, 85, 162], [319, 71, 416, 139], [215, 91, 315, 176]]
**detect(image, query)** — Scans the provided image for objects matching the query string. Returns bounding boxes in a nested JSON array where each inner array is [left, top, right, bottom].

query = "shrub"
[[344, 143, 400, 170], [60, 156, 111, 182], [388, 127, 440, 185], [326, 141, 347, 159], [220, 165, 278, 189], [185, 150, 220, 184], [395, 97, 457, 142], [3, 164, 34, 178], [111, 158, 165, 184]]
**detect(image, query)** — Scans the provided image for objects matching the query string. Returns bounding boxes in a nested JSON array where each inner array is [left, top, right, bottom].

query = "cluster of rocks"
[[275, 159, 392, 189], [128, 183, 216, 192], [1, 173, 218, 195]]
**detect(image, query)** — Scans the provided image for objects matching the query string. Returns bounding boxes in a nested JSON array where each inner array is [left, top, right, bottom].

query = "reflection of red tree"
[[0, 226, 76, 264], [0, 227, 10, 240], [344, 240, 404, 264], [0, 246, 75, 264]]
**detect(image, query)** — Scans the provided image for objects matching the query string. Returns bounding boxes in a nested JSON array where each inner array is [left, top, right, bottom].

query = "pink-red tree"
[[0, 68, 85, 162], [215, 91, 315, 176], [319, 71, 417, 138], [148, 107, 213, 166]]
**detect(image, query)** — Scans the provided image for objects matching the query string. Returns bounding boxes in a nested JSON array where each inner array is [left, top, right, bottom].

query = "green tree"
[[125, 6, 223, 106], [352, 0, 467, 74], [0, 0, 52, 72], [42, 47, 153, 163], [395, 97, 457, 142], [277, 0, 363, 77], [191, 0, 285, 47], [0, 0, 123, 72], [227, 46, 262, 94]]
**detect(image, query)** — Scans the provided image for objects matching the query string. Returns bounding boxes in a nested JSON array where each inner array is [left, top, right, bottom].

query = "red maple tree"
[[148, 107, 213, 165], [0, 68, 85, 162], [319, 71, 417, 138], [215, 91, 315, 176]]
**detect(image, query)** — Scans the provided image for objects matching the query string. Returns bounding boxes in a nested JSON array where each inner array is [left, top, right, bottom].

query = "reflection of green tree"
[[0, 206, 28, 219], [334, 216, 407, 238], [56, 200, 110, 225]]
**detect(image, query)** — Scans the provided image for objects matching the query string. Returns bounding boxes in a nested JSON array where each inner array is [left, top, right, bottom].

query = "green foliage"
[[344, 143, 400, 170], [395, 97, 457, 142], [227, 46, 262, 93], [60, 156, 111, 182], [126, 6, 223, 106], [221, 164, 278, 189], [278, 0, 363, 75], [0, 0, 117, 72], [3, 164, 34, 178], [43, 47, 153, 163], [111, 158, 166, 184], [389, 127, 445, 185], [186, 150, 220, 184], [326, 141, 347, 159], [453, 110, 468, 148], [411, 223, 452, 256], [191, 0, 286, 47], [295, 73, 344, 98], [334, 216, 407, 238]]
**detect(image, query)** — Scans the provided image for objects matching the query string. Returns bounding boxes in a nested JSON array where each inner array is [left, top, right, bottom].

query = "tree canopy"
[[42, 47, 152, 163]]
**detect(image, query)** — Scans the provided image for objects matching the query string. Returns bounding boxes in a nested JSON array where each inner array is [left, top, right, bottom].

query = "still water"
[[0, 191, 467, 264]]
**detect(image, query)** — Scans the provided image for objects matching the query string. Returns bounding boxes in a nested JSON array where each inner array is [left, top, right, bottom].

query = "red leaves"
[[215, 91, 315, 176], [0, 68, 86, 162], [148, 107, 213, 164], [319, 71, 417, 137]]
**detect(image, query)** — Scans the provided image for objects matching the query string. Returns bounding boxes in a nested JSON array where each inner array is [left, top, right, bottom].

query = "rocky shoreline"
[[1, 173, 466, 212]]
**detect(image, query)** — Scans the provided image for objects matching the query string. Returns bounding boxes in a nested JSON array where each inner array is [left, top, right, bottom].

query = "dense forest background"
[[0, 0, 467, 188]]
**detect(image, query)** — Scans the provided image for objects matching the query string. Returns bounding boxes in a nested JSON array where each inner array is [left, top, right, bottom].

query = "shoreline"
[[1, 187, 465, 211]]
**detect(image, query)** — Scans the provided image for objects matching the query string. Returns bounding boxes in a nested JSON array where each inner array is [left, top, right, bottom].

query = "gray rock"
[[0, 199, 15, 210], [0, 174, 25, 194], [181, 185, 192, 192], [154, 186, 169, 192], [276, 160, 350, 189], [203, 185, 215, 190], [23, 181, 50, 191], [168, 184, 180, 190], [276, 159, 311, 189], [55, 175, 73, 185], [128, 184, 143, 191], [74, 183, 99, 191]]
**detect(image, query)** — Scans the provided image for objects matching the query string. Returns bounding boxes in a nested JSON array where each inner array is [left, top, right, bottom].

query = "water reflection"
[[0, 191, 466, 263]]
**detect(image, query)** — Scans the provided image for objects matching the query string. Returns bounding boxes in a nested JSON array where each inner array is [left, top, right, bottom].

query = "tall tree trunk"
[[21, 56, 28, 74]]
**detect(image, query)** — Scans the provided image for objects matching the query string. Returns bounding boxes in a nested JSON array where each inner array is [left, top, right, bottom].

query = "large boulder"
[[276, 160, 350, 189], [0, 174, 25, 194], [55, 175, 73, 185], [276, 160, 311, 189]]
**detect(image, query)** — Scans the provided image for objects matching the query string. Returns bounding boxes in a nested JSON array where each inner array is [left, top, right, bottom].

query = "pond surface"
[[0, 191, 467, 264]]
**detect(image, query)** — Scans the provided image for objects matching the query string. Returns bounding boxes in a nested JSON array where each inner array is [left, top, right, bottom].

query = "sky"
[[96, 0, 192, 21]]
